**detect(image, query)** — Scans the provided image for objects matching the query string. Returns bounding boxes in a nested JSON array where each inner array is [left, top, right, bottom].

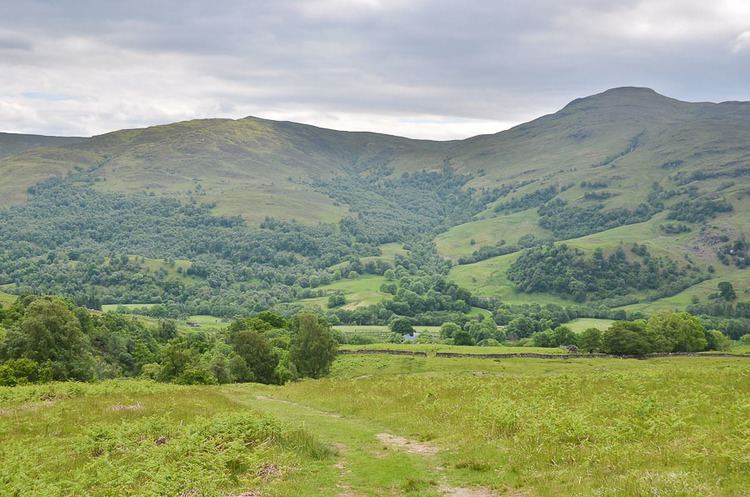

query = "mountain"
[[2, 87, 749, 317], [0, 132, 85, 159], [0, 118, 446, 221]]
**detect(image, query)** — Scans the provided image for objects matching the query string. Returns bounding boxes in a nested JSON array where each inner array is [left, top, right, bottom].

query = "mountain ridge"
[[2, 87, 750, 315]]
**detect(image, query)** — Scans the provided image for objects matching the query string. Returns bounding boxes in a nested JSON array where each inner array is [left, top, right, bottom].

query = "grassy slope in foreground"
[[269, 354, 750, 496], [0, 381, 333, 497], [4, 355, 749, 496]]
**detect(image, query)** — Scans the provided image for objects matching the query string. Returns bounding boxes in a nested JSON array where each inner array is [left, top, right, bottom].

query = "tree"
[[157, 320, 178, 341], [390, 317, 415, 336], [440, 322, 461, 339], [290, 313, 337, 378], [327, 293, 346, 308], [705, 330, 730, 351], [256, 311, 288, 328], [646, 312, 707, 352], [229, 329, 279, 384], [603, 321, 655, 356], [4, 298, 94, 380], [506, 316, 537, 339], [718, 282, 737, 301], [578, 328, 603, 353], [550, 326, 577, 347], [453, 328, 475, 346]]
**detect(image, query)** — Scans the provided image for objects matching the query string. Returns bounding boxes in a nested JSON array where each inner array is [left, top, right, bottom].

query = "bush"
[[440, 322, 461, 339], [0, 358, 51, 386], [705, 330, 731, 351], [453, 329, 475, 346]]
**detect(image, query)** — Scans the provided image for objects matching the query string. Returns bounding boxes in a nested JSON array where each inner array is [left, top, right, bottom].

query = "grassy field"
[[3, 353, 749, 496], [101, 303, 160, 312], [0, 381, 333, 497], [435, 209, 549, 259], [449, 252, 570, 305], [298, 275, 389, 310], [0, 290, 15, 306], [565, 318, 615, 333], [339, 343, 566, 355]]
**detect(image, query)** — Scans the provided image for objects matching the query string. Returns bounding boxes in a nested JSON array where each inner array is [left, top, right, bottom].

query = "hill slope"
[[2, 87, 750, 317]]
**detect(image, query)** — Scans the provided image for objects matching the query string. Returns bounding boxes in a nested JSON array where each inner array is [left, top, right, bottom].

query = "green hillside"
[[0, 118, 446, 223], [0, 132, 85, 159], [2, 87, 750, 325]]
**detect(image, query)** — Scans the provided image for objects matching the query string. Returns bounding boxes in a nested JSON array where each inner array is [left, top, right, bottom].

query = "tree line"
[[0, 296, 337, 387]]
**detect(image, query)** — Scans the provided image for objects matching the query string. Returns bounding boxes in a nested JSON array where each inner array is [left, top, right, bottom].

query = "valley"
[[3, 87, 750, 496]]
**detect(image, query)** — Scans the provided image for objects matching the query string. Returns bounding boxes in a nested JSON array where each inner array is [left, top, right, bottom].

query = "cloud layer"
[[1, 0, 749, 139]]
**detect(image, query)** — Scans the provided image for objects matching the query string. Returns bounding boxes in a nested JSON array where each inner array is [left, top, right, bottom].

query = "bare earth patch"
[[256, 463, 282, 481], [439, 484, 497, 497], [110, 403, 144, 412], [0, 399, 57, 416], [374, 433, 441, 455]]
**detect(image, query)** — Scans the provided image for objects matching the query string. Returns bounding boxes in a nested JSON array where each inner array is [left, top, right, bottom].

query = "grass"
[[0, 381, 331, 497], [339, 343, 565, 355], [101, 303, 159, 312], [298, 275, 388, 310], [272, 354, 750, 496], [565, 318, 615, 332], [3, 354, 750, 496], [449, 252, 570, 305], [0, 290, 15, 306], [435, 209, 549, 259]]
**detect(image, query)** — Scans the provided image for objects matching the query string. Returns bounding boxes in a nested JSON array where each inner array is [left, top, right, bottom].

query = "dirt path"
[[222, 386, 502, 497]]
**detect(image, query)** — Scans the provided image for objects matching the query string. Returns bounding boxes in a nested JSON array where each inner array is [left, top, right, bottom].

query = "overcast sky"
[[1, 0, 749, 139]]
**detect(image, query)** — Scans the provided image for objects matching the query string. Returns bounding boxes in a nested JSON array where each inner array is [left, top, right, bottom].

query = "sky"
[[1, 0, 750, 140]]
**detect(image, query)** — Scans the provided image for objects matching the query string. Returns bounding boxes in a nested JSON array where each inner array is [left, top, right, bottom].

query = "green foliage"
[[666, 197, 733, 223], [0, 358, 51, 386], [327, 292, 346, 308], [645, 312, 707, 352], [391, 317, 415, 336], [659, 222, 691, 235], [531, 326, 577, 348], [537, 198, 656, 239], [602, 321, 658, 355], [494, 185, 557, 213], [3, 298, 95, 380], [290, 313, 338, 379], [578, 328, 604, 353], [507, 244, 704, 302], [705, 329, 731, 351], [718, 281, 737, 301], [452, 328, 475, 346], [0, 295, 338, 387], [602, 312, 707, 355], [229, 328, 278, 384], [439, 322, 461, 339]]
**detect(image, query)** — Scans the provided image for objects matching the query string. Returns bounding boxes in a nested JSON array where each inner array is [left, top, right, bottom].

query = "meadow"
[[3, 352, 748, 496]]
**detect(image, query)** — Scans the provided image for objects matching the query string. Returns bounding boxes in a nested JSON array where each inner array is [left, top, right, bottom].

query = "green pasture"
[[298, 275, 389, 310], [2, 353, 749, 496]]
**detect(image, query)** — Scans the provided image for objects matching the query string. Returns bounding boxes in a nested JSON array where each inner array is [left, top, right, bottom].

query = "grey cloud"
[[0, 0, 749, 138]]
